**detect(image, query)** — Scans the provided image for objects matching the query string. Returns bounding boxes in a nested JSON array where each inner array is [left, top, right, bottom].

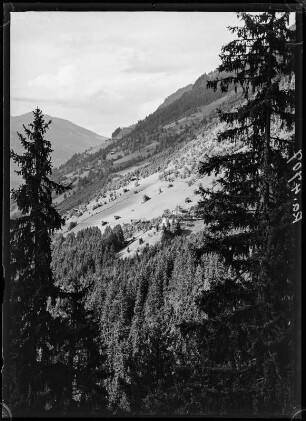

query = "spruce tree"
[[9, 108, 70, 415], [193, 12, 297, 415]]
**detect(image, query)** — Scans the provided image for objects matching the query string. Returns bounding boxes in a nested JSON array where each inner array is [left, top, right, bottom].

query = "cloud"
[[11, 96, 83, 108], [123, 56, 182, 75], [28, 65, 79, 89]]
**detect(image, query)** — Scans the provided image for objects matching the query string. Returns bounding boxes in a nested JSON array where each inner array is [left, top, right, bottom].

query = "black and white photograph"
[[2, 3, 303, 418]]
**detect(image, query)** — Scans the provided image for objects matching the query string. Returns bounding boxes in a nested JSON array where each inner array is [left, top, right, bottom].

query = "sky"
[[10, 12, 295, 137]]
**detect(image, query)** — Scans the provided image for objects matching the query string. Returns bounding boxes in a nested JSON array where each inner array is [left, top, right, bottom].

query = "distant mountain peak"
[[10, 112, 109, 189]]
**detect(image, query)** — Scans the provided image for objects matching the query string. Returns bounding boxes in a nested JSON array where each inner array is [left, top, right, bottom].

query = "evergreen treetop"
[[9, 108, 71, 414], [192, 12, 297, 414], [199, 11, 295, 269]]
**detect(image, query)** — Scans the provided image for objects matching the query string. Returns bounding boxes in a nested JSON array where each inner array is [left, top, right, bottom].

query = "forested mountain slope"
[[157, 83, 193, 109], [47, 84, 246, 243], [48, 70, 239, 218], [51, 226, 230, 415]]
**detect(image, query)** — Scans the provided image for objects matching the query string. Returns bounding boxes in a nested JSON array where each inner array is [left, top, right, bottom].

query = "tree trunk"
[[263, 13, 275, 219]]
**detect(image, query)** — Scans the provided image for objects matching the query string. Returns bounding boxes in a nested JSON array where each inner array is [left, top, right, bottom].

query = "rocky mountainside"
[[10, 112, 109, 189]]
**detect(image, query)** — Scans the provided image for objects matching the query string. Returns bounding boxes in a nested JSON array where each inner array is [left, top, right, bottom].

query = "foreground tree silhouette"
[[189, 12, 298, 415], [9, 108, 70, 415]]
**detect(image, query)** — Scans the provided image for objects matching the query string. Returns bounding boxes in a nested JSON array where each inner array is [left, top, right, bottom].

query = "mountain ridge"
[[157, 84, 193, 109], [10, 112, 109, 189]]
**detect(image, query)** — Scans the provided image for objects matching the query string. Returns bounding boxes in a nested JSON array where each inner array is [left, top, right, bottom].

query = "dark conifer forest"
[[5, 11, 301, 418]]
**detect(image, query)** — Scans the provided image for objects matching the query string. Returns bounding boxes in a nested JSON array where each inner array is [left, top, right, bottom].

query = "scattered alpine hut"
[[189, 204, 200, 218], [161, 216, 181, 232], [161, 217, 171, 230], [131, 219, 142, 226]]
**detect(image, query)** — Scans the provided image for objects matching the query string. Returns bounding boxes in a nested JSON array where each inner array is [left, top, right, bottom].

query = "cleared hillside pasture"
[[48, 86, 238, 216], [113, 142, 158, 166], [62, 172, 213, 236], [118, 219, 205, 258]]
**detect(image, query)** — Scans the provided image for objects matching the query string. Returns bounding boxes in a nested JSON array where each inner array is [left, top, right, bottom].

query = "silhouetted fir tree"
[[9, 108, 71, 415], [50, 280, 108, 415], [103, 282, 136, 414], [192, 12, 296, 415], [112, 224, 126, 250]]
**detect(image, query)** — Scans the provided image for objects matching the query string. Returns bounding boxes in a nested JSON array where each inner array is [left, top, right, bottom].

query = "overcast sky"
[[11, 12, 295, 137]]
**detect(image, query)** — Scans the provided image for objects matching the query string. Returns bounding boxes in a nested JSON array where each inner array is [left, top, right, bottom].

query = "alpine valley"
[[40, 70, 242, 252], [8, 14, 298, 417]]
